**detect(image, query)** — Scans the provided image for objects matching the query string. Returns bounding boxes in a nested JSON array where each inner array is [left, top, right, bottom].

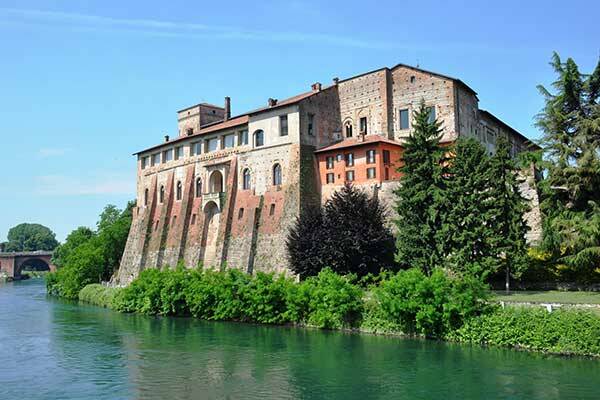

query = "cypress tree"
[[441, 138, 496, 278], [487, 136, 529, 291], [394, 102, 447, 275]]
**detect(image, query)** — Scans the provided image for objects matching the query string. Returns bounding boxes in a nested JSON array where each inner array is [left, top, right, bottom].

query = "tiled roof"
[[134, 89, 328, 155], [314, 135, 403, 153]]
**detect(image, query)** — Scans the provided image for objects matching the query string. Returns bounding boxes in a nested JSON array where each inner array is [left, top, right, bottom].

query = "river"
[[1, 279, 598, 400]]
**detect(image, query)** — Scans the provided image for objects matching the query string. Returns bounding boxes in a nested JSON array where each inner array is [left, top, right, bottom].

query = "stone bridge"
[[0, 251, 56, 279]]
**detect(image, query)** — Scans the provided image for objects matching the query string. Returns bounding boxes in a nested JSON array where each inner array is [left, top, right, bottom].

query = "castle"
[[114, 64, 539, 284]]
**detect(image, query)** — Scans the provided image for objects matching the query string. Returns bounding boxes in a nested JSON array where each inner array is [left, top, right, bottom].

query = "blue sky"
[[0, 0, 598, 242]]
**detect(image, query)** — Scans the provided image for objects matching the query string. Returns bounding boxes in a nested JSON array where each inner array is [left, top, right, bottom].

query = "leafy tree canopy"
[[287, 184, 396, 279], [3, 223, 59, 252]]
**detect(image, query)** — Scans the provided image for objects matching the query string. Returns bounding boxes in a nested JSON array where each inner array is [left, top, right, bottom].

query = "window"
[[191, 214, 196, 225], [345, 153, 354, 167], [336, 154, 343, 162], [223, 134, 236, 149], [269, 204, 276, 216], [273, 163, 282, 186], [175, 146, 184, 160], [366, 149, 376, 164], [326, 156, 334, 169], [308, 114, 315, 136], [254, 130, 264, 147], [345, 121, 353, 138], [141, 156, 149, 169], [239, 130, 249, 145], [159, 185, 165, 203], [383, 150, 390, 164], [186, 128, 194, 136], [207, 138, 219, 152], [279, 115, 288, 136], [399, 108, 409, 130], [360, 117, 367, 134], [176, 181, 182, 200], [243, 168, 251, 190], [191, 142, 202, 156], [238, 208, 244, 220], [326, 173, 335, 184], [144, 188, 149, 206], [345, 170, 355, 182], [410, 76, 416, 83], [427, 106, 436, 123], [152, 153, 161, 166], [172, 215, 177, 225], [367, 167, 376, 179], [195, 178, 202, 197], [163, 149, 173, 163]]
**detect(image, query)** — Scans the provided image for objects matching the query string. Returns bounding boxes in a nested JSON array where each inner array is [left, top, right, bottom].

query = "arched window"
[[243, 168, 251, 190], [272, 163, 282, 186], [195, 178, 202, 197], [159, 185, 165, 204], [144, 188, 149, 206], [345, 121, 353, 138], [176, 181, 182, 200], [254, 130, 264, 147]]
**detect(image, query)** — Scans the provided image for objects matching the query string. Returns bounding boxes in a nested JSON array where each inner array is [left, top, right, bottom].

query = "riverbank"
[[75, 268, 600, 358]]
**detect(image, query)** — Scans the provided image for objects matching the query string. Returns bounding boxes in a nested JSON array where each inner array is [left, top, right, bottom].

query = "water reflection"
[[1, 280, 598, 400]]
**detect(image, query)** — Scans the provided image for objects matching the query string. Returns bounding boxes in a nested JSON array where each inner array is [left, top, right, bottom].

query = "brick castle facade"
[[114, 64, 540, 284]]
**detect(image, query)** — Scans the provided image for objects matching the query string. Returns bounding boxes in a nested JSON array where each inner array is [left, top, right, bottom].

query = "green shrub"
[[367, 268, 490, 338], [448, 306, 600, 356], [78, 284, 120, 308], [113, 268, 165, 314], [289, 268, 364, 329], [240, 272, 296, 324], [184, 268, 250, 320]]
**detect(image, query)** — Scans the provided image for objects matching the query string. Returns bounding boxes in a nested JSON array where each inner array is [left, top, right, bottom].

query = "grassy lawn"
[[493, 290, 600, 305]]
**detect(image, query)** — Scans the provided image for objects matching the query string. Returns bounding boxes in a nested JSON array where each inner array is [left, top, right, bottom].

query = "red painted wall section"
[[317, 141, 404, 187]]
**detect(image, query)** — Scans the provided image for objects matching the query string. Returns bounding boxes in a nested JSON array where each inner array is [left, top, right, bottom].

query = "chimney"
[[164, 134, 170, 142], [311, 82, 322, 92], [332, 77, 339, 85], [268, 98, 278, 107], [224, 96, 231, 121]]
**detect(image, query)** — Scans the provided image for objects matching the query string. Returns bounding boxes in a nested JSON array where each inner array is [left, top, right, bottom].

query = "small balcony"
[[202, 191, 226, 211]]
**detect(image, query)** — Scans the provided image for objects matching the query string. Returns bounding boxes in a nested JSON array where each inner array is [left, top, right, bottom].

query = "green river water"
[[1, 279, 598, 399]]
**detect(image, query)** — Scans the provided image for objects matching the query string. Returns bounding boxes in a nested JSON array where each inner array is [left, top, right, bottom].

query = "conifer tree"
[[394, 102, 447, 275], [536, 52, 600, 282], [487, 136, 529, 291], [441, 138, 496, 278]]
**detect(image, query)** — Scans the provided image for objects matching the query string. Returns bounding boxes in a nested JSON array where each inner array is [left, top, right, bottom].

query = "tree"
[[286, 206, 325, 279], [441, 138, 497, 278], [322, 184, 396, 276], [394, 102, 447, 275], [487, 136, 529, 291], [52, 226, 95, 267], [287, 184, 396, 278], [4, 223, 59, 252], [47, 201, 134, 298], [535, 52, 600, 283]]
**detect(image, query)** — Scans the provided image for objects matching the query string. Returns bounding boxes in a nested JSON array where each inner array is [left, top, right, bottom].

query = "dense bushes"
[[113, 267, 363, 329], [448, 306, 600, 356], [364, 269, 490, 337], [78, 283, 120, 308], [81, 266, 600, 356]]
